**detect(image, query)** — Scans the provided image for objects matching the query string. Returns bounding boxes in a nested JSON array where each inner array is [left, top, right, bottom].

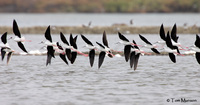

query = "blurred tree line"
[[0, 0, 199, 13]]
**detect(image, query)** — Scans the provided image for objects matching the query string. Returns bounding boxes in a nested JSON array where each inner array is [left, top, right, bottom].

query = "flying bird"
[[96, 31, 114, 68], [43, 26, 56, 66], [139, 34, 160, 54], [155, 24, 166, 47], [190, 34, 200, 64], [81, 34, 95, 67], [130, 40, 141, 70], [170, 24, 181, 53], [117, 32, 132, 62], [56, 42, 68, 65], [69, 34, 78, 64], [164, 31, 179, 63], [12, 19, 29, 53], [0, 32, 14, 64], [60, 32, 72, 61]]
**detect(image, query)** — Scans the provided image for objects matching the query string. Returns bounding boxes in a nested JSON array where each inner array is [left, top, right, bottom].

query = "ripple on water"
[[0, 55, 200, 105]]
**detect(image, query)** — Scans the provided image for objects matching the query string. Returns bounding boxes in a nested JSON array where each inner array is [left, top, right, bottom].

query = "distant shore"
[[0, 25, 199, 35]]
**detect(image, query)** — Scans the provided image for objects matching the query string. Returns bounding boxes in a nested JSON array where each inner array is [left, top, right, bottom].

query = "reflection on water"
[[0, 55, 199, 105]]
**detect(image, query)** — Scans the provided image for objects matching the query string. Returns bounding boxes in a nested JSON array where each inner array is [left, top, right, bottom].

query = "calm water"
[[0, 34, 200, 105], [0, 13, 199, 27]]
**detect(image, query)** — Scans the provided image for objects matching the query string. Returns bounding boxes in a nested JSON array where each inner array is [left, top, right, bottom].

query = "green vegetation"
[[0, 0, 199, 13]]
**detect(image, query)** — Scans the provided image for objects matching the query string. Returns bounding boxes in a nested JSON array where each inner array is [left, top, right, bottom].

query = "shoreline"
[[0, 25, 199, 35]]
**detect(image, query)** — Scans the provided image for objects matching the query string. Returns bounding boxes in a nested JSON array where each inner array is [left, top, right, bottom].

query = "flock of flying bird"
[[0, 20, 200, 70]]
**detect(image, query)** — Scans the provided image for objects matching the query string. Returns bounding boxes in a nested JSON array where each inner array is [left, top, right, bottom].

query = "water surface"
[[0, 34, 200, 105], [0, 13, 199, 27]]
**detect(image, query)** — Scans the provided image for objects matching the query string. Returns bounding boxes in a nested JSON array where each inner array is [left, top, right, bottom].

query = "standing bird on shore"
[[96, 31, 113, 68], [12, 20, 29, 53], [0, 32, 14, 64], [139, 34, 160, 54], [81, 34, 96, 67]]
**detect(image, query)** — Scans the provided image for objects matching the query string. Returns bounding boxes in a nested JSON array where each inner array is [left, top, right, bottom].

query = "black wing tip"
[[174, 23, 176, 26], [118, 31, 122, 35], [89, 49, 95, 67], [13, 19, 18, 27], [151, 48, 160, 54], [18, 42, 28, 53], [3, 32, 7, 35], [13, 19, 17, 23], [60, 32, 63, 35]]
